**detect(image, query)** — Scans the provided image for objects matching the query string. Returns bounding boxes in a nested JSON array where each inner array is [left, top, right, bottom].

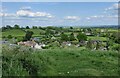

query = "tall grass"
[[2, 45, 119, 76]]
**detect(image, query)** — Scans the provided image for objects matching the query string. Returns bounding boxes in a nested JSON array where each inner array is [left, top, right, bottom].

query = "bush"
[[2, 36, 6, 39], [69, 33, 76, 41], [112, 44, 120, 51], [71, 41, 78, 45], [23, 31, 34, 41], [48, 41, 60, 49], [7, 35, 13, 39], [86, 40, 92, 49], [77, 33, 87, 42], [60, 32, 69, 41]]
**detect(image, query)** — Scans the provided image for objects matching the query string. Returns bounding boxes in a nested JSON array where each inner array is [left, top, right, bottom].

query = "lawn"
[[88, 36, 107, 41], [2, 45, 119, 76]]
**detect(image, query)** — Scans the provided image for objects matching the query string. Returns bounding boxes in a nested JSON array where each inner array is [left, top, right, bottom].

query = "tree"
[[23, 31, 34, 41], [112, 44, 120, 51], [21, 27, 25, 29], [77, 33, 87, 42], [106, 41, 109, 50], [93, 29, 97, 36], [2, 27, 7, 32], [45, 29, 51, 35], [69, 33, 75, 41], [6, 25, 12, 29], [110, 32, 120, 44], [26, 26, 30, 29], [87, 28, 92, 32], [60, 27, 63, 30], [14, 24, 20, 29], [70, 27, 73, 29], [45, 29, 55, 36], [39, 26, 43, 30], [32, 26, 38, 29], [86, 39, 92, 49], [96, 41, 101, 50], [82, 29, 86, 32], [61, 32, 69, 41], [7, 35, 13, 39]]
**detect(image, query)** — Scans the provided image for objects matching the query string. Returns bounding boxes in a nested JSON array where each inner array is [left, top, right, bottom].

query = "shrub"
[[77, 33, 87, 42], [23, 31, 34, 41], [112, 44, 120, 51], [2, 36, 6, 39], [69, 33, 76, 41], [86, 40, 92, 49], [60, 32, 69, 41], [7, 35, 13, 39]]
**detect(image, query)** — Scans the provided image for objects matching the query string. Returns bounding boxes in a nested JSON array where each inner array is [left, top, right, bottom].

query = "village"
[[1, 25, 119, 51]]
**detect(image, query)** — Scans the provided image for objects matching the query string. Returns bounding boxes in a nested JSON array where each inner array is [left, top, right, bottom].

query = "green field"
[[1, 29, 107, 42], [2, 29, 25, 37], [25, 29, 45, 36], [88, 36, 107, 41], [2, 45, 118, 76], [2, 29, 45, 37]]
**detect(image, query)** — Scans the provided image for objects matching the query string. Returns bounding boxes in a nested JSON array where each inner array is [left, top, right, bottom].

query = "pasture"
[[2, 29, 25, 37]]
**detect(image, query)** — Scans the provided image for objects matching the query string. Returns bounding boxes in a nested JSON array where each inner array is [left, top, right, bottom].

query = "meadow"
[[2, 45, 119, 76]]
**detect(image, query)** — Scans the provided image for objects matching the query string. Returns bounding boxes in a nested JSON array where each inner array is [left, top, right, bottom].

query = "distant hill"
[[90, 25, 119, 29], [55, 25, 119, 29]]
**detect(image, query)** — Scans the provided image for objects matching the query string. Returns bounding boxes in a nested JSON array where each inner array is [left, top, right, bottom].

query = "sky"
[[0, 2, 119, 27], [1, 0, 119, 2]]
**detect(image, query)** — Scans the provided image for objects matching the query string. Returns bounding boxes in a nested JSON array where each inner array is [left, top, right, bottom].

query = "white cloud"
[[105, 3, 120, 11], [0, 6, 54, 21], [0, 13, 3, 16], [113, 3, 120, 9], [91, 15, 105, 18], [64, 16, 80, 21], [20, 6, 32, 10], [0, 13, 17, 17], [86, 17, 91, 20], [16, 9, 53, 18], [86, 14, 118, 22]]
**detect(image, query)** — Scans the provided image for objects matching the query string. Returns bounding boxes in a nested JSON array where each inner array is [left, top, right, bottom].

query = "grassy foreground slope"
[[2, 45, 118, 76]]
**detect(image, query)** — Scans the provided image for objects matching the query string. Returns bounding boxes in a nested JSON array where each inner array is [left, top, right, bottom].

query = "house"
[[32, 37, 40, 42], [34, 43, 42, 49], [85, 32, 91, 36], [87, 40, 102, 50], [18, 41, 36, 48], [62, 41, 71, 47], [77, 41, 87, 47], [17, 40, 45, 49], [101, 29, 105, 33], [0, 40, 9, 44]]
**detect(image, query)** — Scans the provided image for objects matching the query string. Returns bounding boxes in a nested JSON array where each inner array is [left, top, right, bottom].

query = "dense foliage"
[[77, 33, 87, 42], [23, 31, 34, 41]]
